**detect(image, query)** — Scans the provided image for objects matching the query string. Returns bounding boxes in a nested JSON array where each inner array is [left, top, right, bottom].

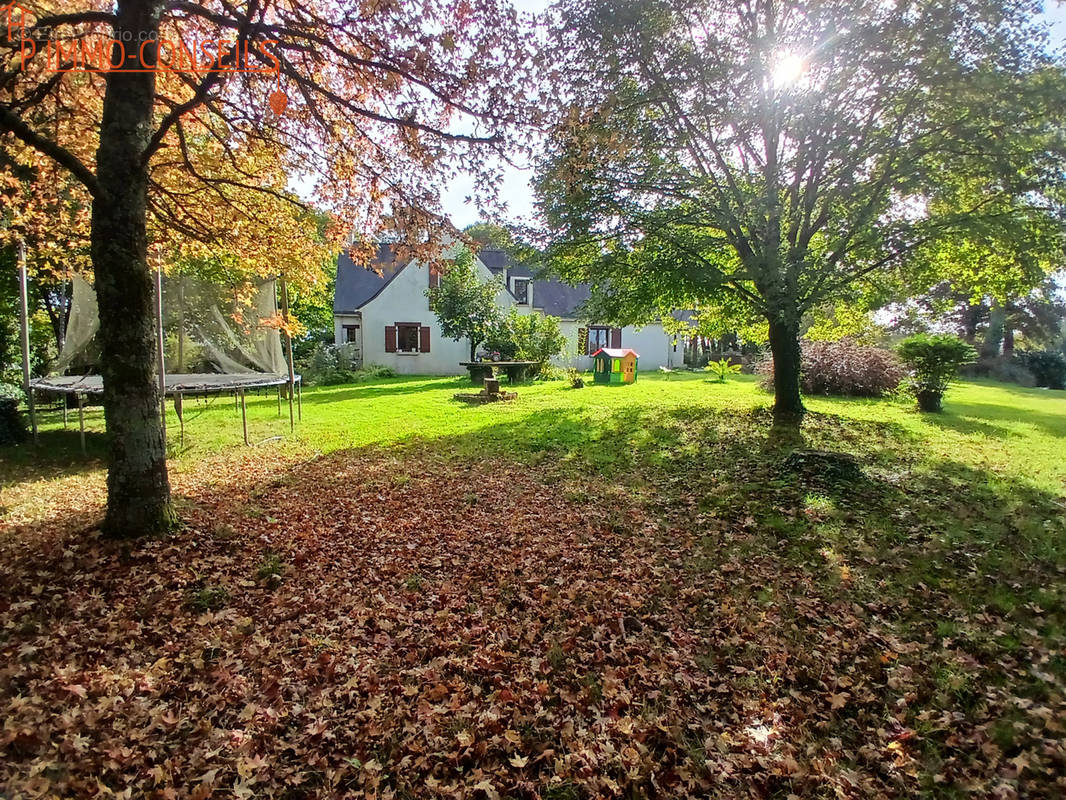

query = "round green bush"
[[1017, 350, 1066, 390], [897, 334, 977, 412]]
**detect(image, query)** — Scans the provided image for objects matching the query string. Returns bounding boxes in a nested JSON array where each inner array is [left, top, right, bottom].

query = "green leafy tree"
[[427, 249, 504, 360], [463, 222, 515, 250], [890, 278, 1066, 357], [535, 0, 1066, 422], [289, 214, 341, 362], [488, 309, 567, 374]]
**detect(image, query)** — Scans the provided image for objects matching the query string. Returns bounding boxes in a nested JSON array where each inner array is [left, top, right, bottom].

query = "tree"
[[289, 258, 338, 363], [427, 248, 504, 360], [1, 0, 532, 535], [463, 221, 515, 249], [888, 277, 1066, 357], [535, 0, 1066, 421], [486, 307, 567, 374]]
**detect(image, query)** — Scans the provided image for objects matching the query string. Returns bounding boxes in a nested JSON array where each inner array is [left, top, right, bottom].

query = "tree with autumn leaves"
[[0, 0, 535, 536]]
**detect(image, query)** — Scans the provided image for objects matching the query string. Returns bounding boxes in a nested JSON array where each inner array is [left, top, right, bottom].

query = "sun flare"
[[772, 52, 807, 88]]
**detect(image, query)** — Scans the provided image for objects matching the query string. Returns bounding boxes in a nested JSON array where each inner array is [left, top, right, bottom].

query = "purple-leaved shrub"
[[757, 339, 905, 398]]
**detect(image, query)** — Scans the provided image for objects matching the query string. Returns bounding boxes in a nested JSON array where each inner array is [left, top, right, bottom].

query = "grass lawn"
[[1, 373, 1064, 797]]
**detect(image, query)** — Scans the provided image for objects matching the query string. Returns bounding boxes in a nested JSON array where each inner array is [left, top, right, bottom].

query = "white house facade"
[[333, 245, 680, 375]]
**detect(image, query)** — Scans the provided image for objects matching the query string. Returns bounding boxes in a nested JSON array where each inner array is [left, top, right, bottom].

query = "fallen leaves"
[[1, 412, 1065, 798]]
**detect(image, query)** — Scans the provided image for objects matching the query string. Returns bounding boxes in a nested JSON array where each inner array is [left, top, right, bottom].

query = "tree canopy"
[[427, 248, 504, 360], [535, 0, 1066, 419], [0, 0, 536, 534]]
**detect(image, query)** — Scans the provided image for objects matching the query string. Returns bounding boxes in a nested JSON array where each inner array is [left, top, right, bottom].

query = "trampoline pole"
[[17, 241, 38, 444], [297, 378, 302, 421], [62, 398, 67, 428], [155, 265, 167, 443], [277, 385, 281, 416], [239, 389, 248, 446], [77, 394, 85, 456], [176, 392, 184, 447], [279, 276, 296, 432]]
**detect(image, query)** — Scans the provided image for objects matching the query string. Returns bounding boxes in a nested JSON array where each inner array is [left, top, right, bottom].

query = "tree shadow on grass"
[[914, 408, 1017, 439], [303, 376, 467, 405], [3, 399, 1065, 797], [921, 400, 1066, 440], [0, 428, 107, 477]]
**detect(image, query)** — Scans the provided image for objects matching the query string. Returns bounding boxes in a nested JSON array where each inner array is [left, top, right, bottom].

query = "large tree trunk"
[[1002, 321, 1015, 357], [981, 304, 1005, 359], [92, 0, 176, 537], [961, 303, 984, 345], [767, 309, 804, 423]]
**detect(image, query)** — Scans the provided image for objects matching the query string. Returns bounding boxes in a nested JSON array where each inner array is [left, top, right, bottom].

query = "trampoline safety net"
[[33, 273, 296, 397]]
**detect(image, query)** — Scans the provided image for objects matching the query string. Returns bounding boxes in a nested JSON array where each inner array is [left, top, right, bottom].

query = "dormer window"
[[513, 278, 529, 305]]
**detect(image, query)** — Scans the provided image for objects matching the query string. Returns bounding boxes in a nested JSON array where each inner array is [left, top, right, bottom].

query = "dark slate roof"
[[333, 243, 593, 318], [478, 247, 536, 278], [532, 280, 591, 317], [476, 247, 512, 275], [333, 243, 408, 312], [476, 247, 589, 317]]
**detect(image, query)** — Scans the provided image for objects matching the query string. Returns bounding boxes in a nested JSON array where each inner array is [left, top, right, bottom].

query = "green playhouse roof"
[[591, 348, 639, 358]]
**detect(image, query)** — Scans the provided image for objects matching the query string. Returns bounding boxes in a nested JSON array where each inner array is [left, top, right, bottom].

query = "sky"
[[438, 1, 1066, 232]]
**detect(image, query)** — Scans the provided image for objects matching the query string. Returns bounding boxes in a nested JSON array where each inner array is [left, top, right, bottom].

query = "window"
[[512, 278, 529, 304], [587, 325, 611, 354], [343, 324, 360, 344], [385, 323, 429, 354], [396, 323, 421, 353]]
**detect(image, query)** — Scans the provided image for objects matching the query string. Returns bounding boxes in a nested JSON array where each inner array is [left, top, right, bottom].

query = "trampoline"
[[31, 373, 299, 395], [18, 257, 302, 452], [30, 372, 302, 452]]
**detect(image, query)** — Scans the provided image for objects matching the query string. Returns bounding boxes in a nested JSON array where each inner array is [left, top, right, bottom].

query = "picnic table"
[[459, 361, 537, 385]]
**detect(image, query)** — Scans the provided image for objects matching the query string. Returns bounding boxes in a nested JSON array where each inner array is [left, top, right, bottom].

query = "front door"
[[343, 322, 362, 366]]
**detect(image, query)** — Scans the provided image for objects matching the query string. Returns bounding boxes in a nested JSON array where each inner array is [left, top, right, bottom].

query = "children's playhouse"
[[591, 348, 639, 384]]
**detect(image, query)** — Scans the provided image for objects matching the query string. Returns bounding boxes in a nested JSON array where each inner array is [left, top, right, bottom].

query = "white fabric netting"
[[51, 273, 99, 375], [51, 273, 287, 377]]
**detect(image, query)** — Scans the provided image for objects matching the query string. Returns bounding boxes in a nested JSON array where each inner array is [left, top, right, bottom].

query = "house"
[[333, 245, 680, 375]]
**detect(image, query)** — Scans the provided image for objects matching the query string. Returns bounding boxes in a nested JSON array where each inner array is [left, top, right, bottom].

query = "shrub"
[[704, 358, 743, 382], [897, 333, 977, 412], [298, 342, 343, 385], [565, 366, 585, 388], [1016, 350, 1066, 390], [357, 364, 397, 380], [757, 339, 904, 398], [297, 343, 393, 386], [487, 310, 567, 376], [0, 382, 27, 446], [482, 321, 518, 361]]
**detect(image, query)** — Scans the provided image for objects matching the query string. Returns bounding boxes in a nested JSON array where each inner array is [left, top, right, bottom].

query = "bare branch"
[[0, 105, 98, 195]]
